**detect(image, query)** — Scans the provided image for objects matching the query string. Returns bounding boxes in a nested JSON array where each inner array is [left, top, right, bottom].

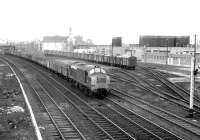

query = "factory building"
[[143, 52, 200, 67], [139, 35, 190, 47]]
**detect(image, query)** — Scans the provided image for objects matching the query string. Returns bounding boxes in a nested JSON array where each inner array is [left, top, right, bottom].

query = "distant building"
[[112, 37, 122, 47], [74, 44, 127, 56], [42, 36, 68, 51], [74, 45, 110, 55], [139, 35, 190, 47], [0, 45, 15, 54]]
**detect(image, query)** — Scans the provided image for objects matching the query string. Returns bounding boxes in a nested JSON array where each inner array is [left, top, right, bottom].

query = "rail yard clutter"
[[44, 50, 137, 69]]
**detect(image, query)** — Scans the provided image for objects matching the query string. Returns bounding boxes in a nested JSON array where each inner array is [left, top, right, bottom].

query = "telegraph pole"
[[189, 34, 197, 118]]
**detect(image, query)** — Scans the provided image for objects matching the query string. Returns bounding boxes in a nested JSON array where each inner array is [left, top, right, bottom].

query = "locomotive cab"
[[69, 62, 110, 98], [88, 66, 110, 98]]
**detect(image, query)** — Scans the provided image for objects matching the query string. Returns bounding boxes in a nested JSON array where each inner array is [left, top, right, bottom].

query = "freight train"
[[9, 50, 111, 98], [44, 50, 137, 69]]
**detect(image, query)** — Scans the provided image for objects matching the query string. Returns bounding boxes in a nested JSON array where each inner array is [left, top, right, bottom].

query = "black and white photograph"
[[0, 0, 200, 139]]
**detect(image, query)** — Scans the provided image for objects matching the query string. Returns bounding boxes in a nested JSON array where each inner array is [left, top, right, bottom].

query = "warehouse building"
[[143, 52, 200, 67], [139, 35, 190, 47]]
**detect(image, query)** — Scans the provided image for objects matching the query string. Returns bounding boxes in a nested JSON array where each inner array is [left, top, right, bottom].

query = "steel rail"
[[2, 57, 86, 140], [111, 88, 200, 138], [11, 56, 135, 140]]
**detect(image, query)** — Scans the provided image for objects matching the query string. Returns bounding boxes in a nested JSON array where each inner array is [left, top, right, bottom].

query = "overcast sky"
[[0, 0, 199, 44]]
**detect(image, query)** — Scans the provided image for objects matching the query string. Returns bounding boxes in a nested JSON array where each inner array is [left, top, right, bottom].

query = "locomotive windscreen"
[[89, 68, 106, 74]]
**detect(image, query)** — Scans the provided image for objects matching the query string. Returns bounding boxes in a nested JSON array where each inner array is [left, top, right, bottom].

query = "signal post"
[[188, 34, 197, 118]]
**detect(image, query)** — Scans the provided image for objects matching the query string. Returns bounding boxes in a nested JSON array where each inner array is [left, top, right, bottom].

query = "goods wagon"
[[127, 56, 137, 69], [45, 60, 110, 98], [8, 50, 110, 98], [44, 50, 137, 69]]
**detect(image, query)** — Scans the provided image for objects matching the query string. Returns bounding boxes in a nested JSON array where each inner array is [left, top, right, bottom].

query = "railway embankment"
[[0, 59, 37, 140]]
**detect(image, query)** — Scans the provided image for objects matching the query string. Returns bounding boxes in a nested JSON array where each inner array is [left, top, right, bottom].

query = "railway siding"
[[8, 56, 114, 140], [25, 55, 189, 139], [3, 54, 200, 140], [35, 71, 135, 140], [110, 89, 200, 140]]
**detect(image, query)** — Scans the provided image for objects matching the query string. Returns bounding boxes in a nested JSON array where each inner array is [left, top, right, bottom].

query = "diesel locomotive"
[[8, 50, 110, 98]]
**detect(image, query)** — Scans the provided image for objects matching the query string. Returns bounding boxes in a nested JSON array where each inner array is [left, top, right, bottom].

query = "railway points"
[[2, 1, 200, 139], [1, 50, 200, 139], [9, 55, 135, 140]]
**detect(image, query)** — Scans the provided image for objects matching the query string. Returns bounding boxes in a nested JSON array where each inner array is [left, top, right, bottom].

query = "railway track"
[[31, 79, 86, 140], [140, 66, 189, 99], [109, 69, 183, 100], [109, 88, 200, 140], [4, 55, 135, 140], [113, 68, 177, 93], [108, 68, 200, 136], [137, 62, 190, 76], [12, 56, 184, 140], [36, 76, 134, 140], [1, 57, 88, 140], [4, 55, 200, 139], [138, 66, 200, 108], [111, 68, 200, 114], [86, 97, 184, 140], [27, 57, 200, 140]]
